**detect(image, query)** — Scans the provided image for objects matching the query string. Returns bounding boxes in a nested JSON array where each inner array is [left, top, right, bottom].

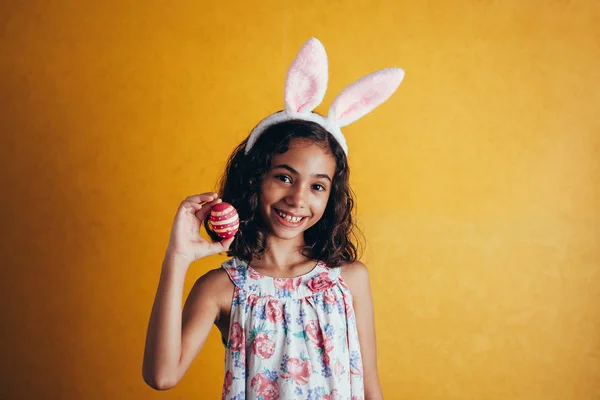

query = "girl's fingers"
[[220, 236, 235, 250], [182, 197, 221, 211], [208, 236, 235, 255], [184, 192, 219, 205], [193, 198, 223, 219]]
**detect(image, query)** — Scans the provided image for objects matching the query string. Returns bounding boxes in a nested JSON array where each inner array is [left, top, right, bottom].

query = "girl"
[[143, 38, 404, 399]]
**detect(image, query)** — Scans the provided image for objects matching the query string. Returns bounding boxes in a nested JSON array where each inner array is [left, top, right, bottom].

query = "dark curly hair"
[[204, 119, 364, 267]]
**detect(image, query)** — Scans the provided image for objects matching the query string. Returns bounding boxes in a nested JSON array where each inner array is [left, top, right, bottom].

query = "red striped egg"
[[208, 202, 239, 239]]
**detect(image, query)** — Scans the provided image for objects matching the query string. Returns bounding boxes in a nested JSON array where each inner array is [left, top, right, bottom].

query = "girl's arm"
[[342, 261, 383, 400], [143, 193, 234, 390], [142, 254, 229, 390]]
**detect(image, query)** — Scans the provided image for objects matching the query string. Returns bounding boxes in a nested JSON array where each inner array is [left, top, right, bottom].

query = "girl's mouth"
[[274, 208, 307, 228]]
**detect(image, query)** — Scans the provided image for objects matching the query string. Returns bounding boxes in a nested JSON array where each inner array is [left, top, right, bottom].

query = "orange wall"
[[1, 1, 599, 399]]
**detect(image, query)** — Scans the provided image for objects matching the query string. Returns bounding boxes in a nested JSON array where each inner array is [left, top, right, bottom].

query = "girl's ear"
[[284, 37, 329, 115], [327, 68, 404, 127]]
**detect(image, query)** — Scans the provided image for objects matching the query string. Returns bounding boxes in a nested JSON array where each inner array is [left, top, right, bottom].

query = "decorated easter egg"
[[208, 202, 239, 239]]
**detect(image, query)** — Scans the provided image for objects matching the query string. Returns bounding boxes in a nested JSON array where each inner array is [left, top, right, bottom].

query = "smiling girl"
[[143, 38, 404, 399]]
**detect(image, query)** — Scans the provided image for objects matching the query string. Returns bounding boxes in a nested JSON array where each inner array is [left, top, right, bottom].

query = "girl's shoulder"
[[339, 260, 369, 278], [339, 260, 371, 298], [193, 266, 234, 291], [185, 267, 234, 320]]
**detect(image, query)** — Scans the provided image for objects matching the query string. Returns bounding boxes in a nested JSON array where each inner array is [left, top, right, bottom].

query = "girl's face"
[[259, 138, 337, 242]]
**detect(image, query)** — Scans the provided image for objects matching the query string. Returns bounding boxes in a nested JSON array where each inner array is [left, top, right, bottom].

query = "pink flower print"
[[259, 380, 279, 400], [247, 293, 260, 306], [229, 322, 244, 351], [334, 361, 343, 377], [352, 397, 364, 400], [252, 332, 275, 359], [227, 267, 238, 280], [222, 370, 232, 397], [323, 351, 330, 366], [339, 276, 350, 290], [350, 353, 363, 376], [305, 320, 324, 347], [350, 364, 363, 375], [248, 267, 262, 280], [266, 299, 284, 323], [323, 288, 337, 304], [308, 272, 334, 292], [280, 357, 312, 385], [342, 291, 354, 318], [324, 334, 334, 353], [250, 373, 267, 390], [274, 277, 302, 291], [305, 320, 335, 366], [322, 389, 341, 400], [322, 335, 335, 366], [251, 373, 280, 400]]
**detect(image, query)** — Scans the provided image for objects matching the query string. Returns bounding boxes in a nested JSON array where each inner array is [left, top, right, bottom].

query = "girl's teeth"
[[278, 210, 302, 223]]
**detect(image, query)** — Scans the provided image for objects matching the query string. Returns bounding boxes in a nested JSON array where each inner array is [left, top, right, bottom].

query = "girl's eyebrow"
[[272, 164, 332, 182]]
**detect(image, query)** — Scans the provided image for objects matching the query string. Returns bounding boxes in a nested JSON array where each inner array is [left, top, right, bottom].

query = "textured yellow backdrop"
[[1, 1, 599, 399]]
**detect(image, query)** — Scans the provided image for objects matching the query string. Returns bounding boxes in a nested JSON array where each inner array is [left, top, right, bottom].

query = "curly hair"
[[204, 119, 364, 267]]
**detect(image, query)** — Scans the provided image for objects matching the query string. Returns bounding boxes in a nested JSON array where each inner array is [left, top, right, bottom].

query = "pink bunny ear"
[[284, 37, 329, 115], [328, 68, 404, 127]]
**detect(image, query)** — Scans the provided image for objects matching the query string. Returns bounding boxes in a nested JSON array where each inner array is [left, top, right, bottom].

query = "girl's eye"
[[312, 184, 326, 191], [276, 174, 292, 183]]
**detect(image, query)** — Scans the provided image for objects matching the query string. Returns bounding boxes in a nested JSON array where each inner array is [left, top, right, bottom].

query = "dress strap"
[[221, 257, 249, 291], [326, 263, 342, 281]]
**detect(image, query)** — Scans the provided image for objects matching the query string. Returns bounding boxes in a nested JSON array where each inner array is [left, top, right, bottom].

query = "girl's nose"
[[286, 185, 308, 208]]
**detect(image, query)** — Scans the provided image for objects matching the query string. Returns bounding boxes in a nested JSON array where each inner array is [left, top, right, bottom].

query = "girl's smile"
[[273, 208, 308, 228]]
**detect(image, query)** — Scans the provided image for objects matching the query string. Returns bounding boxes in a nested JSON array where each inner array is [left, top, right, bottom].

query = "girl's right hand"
[[164, 192, 235, 264]]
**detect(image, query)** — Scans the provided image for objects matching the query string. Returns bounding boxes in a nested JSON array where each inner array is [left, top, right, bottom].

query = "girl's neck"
[[252, 235, 310, 272]]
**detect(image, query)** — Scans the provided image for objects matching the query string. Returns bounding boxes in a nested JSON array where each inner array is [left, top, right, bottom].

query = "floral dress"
[[220, 257, 364, 400]]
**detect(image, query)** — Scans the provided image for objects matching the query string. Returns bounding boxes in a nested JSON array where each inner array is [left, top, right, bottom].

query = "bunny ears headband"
[[244, 37, 405, 156]]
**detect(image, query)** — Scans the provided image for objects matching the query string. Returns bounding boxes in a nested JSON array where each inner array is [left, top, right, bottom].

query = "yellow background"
[[1, 0, 599, 399]]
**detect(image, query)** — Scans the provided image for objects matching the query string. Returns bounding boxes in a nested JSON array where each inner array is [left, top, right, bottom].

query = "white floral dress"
[[220, 257, 365, 400]]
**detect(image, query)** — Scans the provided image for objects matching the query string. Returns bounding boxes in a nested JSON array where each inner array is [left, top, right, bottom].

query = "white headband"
[[244, 37, 405, 156]]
